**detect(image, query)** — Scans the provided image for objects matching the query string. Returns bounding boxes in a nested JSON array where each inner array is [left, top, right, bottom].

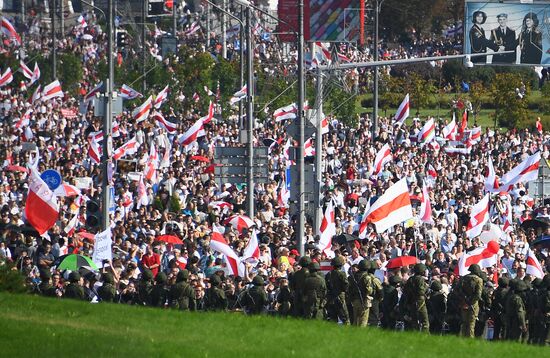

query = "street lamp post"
[[51, 0, 57, 79], [372, 0, 385, 140]]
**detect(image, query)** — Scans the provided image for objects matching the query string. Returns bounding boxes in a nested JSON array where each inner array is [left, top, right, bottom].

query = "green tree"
[[404, 73, 435, 114], [490, 73, 529, 129]]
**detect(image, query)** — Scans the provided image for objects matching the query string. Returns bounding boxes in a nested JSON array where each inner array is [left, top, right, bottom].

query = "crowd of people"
[[0, 3, 549, 346]]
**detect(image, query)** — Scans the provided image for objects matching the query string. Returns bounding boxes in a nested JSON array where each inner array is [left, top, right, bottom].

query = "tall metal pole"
[[314, 68, 323, 237], [239, 6, 245, 128], [372, 0, 380, 140], [142, 1, 147, 93], [102, 0, 114, 231], [60, 0, 65, 35], [221, 0, 227, 58], [51, 0, 57, 79], [297, 0, 305, 256], [246, 7, 254, 219], [173, 0, 177, 36], [205, 3, 210, 51]]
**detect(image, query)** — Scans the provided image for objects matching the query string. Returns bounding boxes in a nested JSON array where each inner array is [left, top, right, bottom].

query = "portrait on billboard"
[[464, 0, 550, 65]]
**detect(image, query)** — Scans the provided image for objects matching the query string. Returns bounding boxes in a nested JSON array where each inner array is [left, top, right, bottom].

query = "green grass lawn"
[[0, 292, 546, 357]]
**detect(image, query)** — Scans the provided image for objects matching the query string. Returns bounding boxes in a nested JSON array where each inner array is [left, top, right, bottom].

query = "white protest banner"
[[92, 228, 112, 267], [74, 177, 92, 189]]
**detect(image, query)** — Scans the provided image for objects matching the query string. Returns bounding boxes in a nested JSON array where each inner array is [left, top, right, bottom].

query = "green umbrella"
[[55, 254, 98, 271]]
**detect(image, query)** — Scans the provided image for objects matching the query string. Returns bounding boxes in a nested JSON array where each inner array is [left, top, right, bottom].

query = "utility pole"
[[60, 0, 65, 35], [102, 0, 114, 231], [51, 0, 57, 79], [372, 0, 382, 140], [142, 1, 147, 93], [221, 0, 227, 58], [314, 67, 323, 237], [245, 7, 254, 218], [239, 6, 245, 126], [173, 0, 177, 36], [297, 0, 305, 256], [206, 3, 210, 51]]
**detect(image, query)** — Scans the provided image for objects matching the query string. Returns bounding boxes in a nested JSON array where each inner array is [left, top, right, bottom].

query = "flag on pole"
[[372, 143, 392, 176], [84, 81, 104, 103], [484, 156, 500, 193], [0, 67, 13, 87], [363, 178, 413, 233], [526, 248, 544, 279], [499, 151, 541, 190], [41, 80, 64, 101], [88, 137, 102, 164], [153, 113, 177, 134], [210, 225, 245, 277], [25, 167, 59, 236], [178, 118, 206, 148], [242, 229, 260, 262], [200, 101, 214, 124], [133, 96, 153, 122], [30, 62, 40, 86], [394, 94, 409, 126], [442, 116, 457, 140], [466, 194, 490, 239], [1, 17, 21, 45], [153, 85, 169, 109], [419, 181, 434, 224], [19, 61, 33, 80], [317, 201, 336, 254], [119, 84, 143, 100], [417, 118, 435, 145], [229, 85, 247, 105], [77, 14, 87, 28], [458, 240, 499, 276], [113, 137, 140, 160]]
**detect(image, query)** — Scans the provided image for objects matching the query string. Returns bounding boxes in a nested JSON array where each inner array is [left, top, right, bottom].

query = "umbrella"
[[531, 235, 550, 249], [334, 233, 359, 245], [78, 265, 99, 278], [386, 255, 418, 269], [520, 217, 550, 230], [156, 234, 183, 245], [224, 214, 255, 233], [55, 254, 98, 271], [81, 34, 93, 41], [5, 165, 28, 173], [190, 155, 210, 163]]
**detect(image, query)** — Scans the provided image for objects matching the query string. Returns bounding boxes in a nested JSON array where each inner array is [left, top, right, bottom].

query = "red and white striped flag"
[[484, 156, 500, 193], [19, 60, 33, 80], [42, 80, 64, 101], [372, 143, 392, 176], [0, 67, 13, 87], [1, 17, 21, 45], [119, 84, 142, 100], [394, 94, 409, 126], [273, 103, 297, 121], [417, 118, 435, 145], [229, 85, 247, 105], [317, 200, 336, 254], [25, 167, 59, 236], [466, 194, 490, 239], [143, 143, 159, 183], [153, 85, 169, 109], [178, 118, 205, 148], [88, 137, 102, 164], [77, 14, 87, 28], [277, 178, 290, 208], [442, 116, 457, 140], [364, 178, 413, 233], [153, 112, 177, 134], [209, 201, 234, 214], [64, 213, 80, 237], [112, 121, 121, 138], [499, 151, 541, 190], [31, 85, 41, 104], [427, 164, 438, 180], [358, 199, 371, 239], [536, 118, 543, 135], [458, 240, 499, 276], [192, 92, 200, 102], [336, 52, 351, 62], [136, 175, 149, 209], [304, 137, 315, 157], [14, 109, 32, 130], [113, 137, 140, 160], [210, 225, 244, 277], [84, 81, 103, 103], [200, 101, 214, 124], [419, 181, 434, 224], [30, 62, 40, 85], [526, 248, 544, 279], [54, 183, 81, 197], [320, 116, 329, 135], [242, 229, 260, 262], [133, 96, 152, 122]]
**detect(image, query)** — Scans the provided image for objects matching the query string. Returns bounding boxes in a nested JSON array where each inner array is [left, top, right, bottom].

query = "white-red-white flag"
[[178, 118, 205, 148], [136, 175, 149, 208], [363, 178, 413, 233], [25, 167, 59, 236], [317, 200, 336, 254], [153, 85, 169, 109], [466, 194, 490, 239], [372, 143, 392, 176], [113, 137, 140, 160], [88, 137, 102, 164], [192, 92, 200, 102], [30, 62, 40, 85], [64, 213, 80, 237], [442, 116, 457, 140], [19, 60, 33, 80], [133, 96, 153, 123], [320, 116, 330, 135], [153, 112, 177, 134], [84, 81, 104, 103], [0, 67, 13, 87], [42, 80, 64, 101], [242, 229, 260, 262], [77, 14, 87, 28], [427, 164, 438, 180], [419, 181, 434, 224], [273, 103, 297, 121], [230, 85, 247, 105], [358, 199, 371, 239], [210, 225, 244, 277], [144, 143, 159, 183], [119, 84, 142, 100], [499, 151, 541, 190], [458, 240, 499, 276], [484, 156, 500, 193], [394, 94, 409, 126], [14, 109, 32, 130], [1, 17, 21, 45], [200, 101, 214, 124], [417, 118, 436, 145], [526, 248, 544, 279], [304, 137, 315, 157]]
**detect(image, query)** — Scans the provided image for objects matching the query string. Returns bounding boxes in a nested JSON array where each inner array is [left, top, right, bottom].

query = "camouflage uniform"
[[541, 275, 550, 346], [458, 264, 483, 338], [348, 260, 373, 327], [64, 272, 86, 300], [204, 274, 228, 311], [303, 262, 327, 320], [527, 278, 543, 344], [38, 270, 57, 297], [289, 256, 311, 318], [137, 268, 154, 306], [325, 256, 349, 324], [505, 280, 528, 342], [367, 261, 383, 327], [169, 270, 195, 310], [490, 277, 509, 340], [241, 275, 268, 314], [381, 275, 401, 330], [428, 280, 447, 334], [98, 273, 117, 303], [402, 263, 429, 332]]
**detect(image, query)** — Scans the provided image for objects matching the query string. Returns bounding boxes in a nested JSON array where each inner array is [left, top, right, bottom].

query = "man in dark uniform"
[[64, 272, 86, 300], [150, 272, 169, 307], [367, 261, 383, 327], [491, 277, 509, 340], [505, 279, 528, 342], [381, 275, 401, 330], [204, 274, 228, 311], [98, 273, 117, 303], [241, 275, 268, 314], [428, 280, 447, 334], [469, 10, 500, 63], [137, 268, 154, 306], [348, 259, 373, 326], [403, 263, 429, 332], [540, 274, 550, 346], [458, 264, 484, 337], [528, 278, 544, 344], [303, 262, 327, 320], [325, 256, 349, 324], [289, 256, 310, 318], [38, 270, 57, 297], [169, 269, 195, 310], [490, 13, 517, 64]]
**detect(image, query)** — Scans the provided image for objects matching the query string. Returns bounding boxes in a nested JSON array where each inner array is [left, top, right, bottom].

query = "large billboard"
[[277, 0, 365, 43], [464, 0, 550, 65]]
